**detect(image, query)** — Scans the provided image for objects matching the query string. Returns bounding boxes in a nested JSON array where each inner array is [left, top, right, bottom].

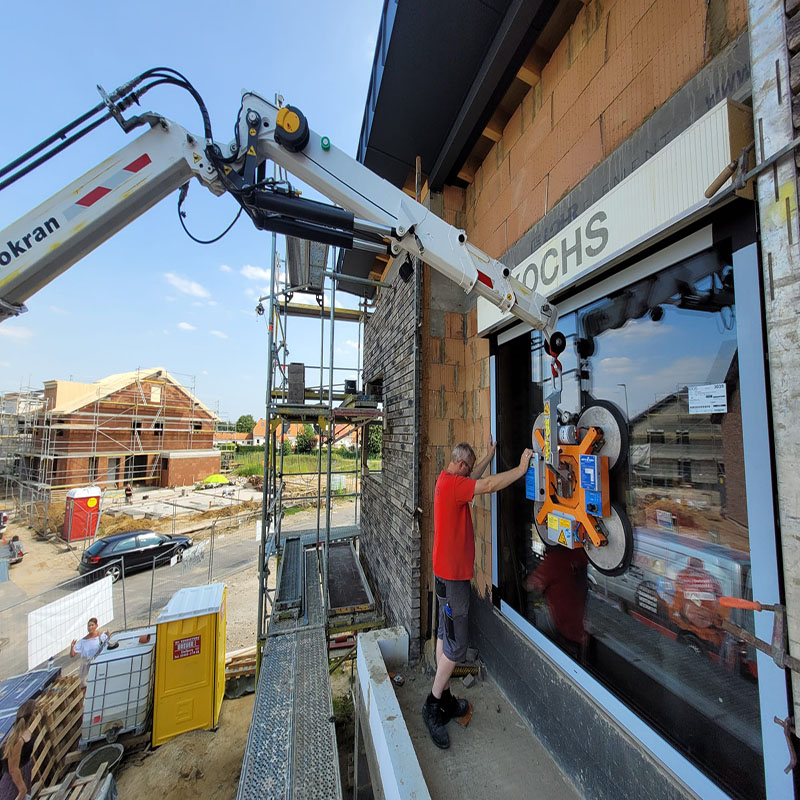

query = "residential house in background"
[[214, 430, 252, 447], [5, 368, 219, 511]]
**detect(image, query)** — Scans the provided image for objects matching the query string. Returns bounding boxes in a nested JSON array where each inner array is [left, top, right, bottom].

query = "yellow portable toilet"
[[152, 583, 227, 746]]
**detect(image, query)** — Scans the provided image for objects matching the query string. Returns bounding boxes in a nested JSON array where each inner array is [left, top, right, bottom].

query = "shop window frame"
[[490, 233, 791, 800]]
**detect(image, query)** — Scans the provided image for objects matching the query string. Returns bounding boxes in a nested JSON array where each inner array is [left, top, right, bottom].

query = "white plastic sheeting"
[[27, 576, 114, 669]]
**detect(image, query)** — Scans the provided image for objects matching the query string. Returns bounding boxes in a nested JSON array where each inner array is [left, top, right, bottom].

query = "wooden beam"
[[482, 110, 507, 143], [379, 256, 395, 283], [516, 47, 548, 86], [457, 157, 480, 185]]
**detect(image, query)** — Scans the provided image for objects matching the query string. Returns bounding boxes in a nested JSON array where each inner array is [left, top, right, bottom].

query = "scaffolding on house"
[[240, 178, 390, 796], [0, 370, 216, 533]]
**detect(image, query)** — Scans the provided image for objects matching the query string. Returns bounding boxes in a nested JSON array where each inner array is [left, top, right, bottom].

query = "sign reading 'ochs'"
[[477, 99, 751, 335], [518, 211, 609, 294]]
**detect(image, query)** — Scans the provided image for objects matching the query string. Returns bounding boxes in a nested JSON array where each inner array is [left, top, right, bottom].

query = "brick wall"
[[361, 259, 422, 659], [162, 454, 222, 488], [463, 0, 748, 259]]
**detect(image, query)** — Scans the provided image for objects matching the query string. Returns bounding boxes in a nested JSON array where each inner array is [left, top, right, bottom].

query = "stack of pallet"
[[225, 645, 257, 698], [30, 675, 83, 789], [32, 765, 108, 800], [226, 645, 257, 677]]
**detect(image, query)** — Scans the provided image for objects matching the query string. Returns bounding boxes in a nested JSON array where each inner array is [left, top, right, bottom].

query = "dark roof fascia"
[[356, 0, 399, 167], [429, 0, 560, 190]]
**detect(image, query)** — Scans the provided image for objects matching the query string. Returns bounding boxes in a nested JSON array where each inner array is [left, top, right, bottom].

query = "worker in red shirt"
[[423, 439, 533, 749]]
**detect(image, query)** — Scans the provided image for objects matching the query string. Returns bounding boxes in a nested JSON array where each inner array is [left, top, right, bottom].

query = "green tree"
[[293, 424, 318, 454], [368, 424, 382, 457], [236, 414, 256, 433]]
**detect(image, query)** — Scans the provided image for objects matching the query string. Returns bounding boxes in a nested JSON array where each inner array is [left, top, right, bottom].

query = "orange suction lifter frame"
[[533, 426, 610, 548]]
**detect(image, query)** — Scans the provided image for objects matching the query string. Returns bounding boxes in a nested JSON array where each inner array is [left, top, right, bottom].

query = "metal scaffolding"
[[0, 370, 217, 533], [241, 154, 386, 798]]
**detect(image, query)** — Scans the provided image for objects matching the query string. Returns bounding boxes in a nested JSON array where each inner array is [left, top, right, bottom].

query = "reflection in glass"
[[499, 252, 763, 799]]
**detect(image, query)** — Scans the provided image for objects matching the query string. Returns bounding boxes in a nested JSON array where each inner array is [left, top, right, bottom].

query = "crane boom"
[[0, 77, 559, 342]]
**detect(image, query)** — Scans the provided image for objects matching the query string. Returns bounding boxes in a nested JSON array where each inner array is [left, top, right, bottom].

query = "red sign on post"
[[173, 634, 201, 659]]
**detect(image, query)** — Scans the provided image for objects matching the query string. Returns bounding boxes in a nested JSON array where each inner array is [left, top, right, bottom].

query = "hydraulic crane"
[[0, 69, 559, 343], [0, 68, 633, 572]]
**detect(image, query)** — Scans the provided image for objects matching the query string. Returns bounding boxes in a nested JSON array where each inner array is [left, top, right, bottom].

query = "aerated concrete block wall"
[[459, 0, 751, 603]]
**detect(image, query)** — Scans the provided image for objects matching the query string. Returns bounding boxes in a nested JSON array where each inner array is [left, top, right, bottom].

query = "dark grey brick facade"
[[360, 258, 422, 660]]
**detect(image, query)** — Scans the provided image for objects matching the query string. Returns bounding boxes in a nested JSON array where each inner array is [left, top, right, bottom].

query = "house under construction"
[[0, 367, 219, 527]]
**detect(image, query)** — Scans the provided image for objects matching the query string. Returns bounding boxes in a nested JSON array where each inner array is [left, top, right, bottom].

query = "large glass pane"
[[496, 252, 763, 799]]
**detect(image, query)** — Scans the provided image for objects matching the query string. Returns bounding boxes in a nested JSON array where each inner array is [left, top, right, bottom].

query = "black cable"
[[0, 68, 214, 194], [0, 101, 107, 180], [177, 184, 243, 244], [0, 113, 112, 192]]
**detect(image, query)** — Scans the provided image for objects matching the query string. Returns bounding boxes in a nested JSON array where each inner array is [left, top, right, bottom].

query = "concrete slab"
[[392, 664, 580, 800]]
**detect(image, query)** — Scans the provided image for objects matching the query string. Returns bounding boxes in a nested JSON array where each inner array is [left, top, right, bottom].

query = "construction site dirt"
[[0, 499, 361, 797]]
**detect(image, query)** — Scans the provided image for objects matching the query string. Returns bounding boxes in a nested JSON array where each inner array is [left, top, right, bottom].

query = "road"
[[0, 500, 360, 678]]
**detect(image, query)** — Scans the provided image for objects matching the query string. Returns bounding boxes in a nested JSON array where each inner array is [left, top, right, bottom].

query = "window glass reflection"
[[498, 253, 763, 799]]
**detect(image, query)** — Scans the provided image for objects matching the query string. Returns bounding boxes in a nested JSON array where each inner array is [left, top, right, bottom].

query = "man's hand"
[[487, 434, 496, 457], [474, 447, 534, 495]]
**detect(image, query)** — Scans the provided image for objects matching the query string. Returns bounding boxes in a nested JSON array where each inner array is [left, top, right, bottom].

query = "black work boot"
[[422, 694, 450, 749], [440, 687, 470, 722]]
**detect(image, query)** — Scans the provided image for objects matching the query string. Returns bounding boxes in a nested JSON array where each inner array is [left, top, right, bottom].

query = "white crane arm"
[[0, 119, 219, 321], [0, 79, 559, 343], [228, 93, 557, 336]]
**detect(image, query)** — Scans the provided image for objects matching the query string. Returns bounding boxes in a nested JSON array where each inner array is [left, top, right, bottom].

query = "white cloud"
[[244, 287, 258, 299], [177, 322, 196, 331], [210, 330, 228, 339], [164, 272, 210, 298], [49, 305, 67, 314], [240, 264, 271, 282], [345, 339, 360, 350], [207, 300, 218, 307], [192, 301, 204, 307], [0, 326, 33, 340], [634, 357, 711, 391], [219, 264, 232, 273], [600, 319, 673, 343], [598, 356, 633, 374], [0, 361, 10, 367], [201, 370, 209, 375]]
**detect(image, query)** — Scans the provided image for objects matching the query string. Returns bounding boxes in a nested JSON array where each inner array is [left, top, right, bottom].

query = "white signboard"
[[688, 383, 727, 415], [656, 509, 674, 530], [477, 100, 741, 334], [28, 576, 114, 669]]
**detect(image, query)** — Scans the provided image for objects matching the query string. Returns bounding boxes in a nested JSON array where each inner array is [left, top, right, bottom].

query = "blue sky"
[[0, 1, 383, 421]]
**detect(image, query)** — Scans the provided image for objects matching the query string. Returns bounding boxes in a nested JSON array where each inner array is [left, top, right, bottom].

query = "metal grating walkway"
[[237, 548, 341, 800], [275, 536, 303, 612]]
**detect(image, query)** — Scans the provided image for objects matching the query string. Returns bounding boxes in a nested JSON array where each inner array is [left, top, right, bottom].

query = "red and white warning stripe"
[[64, 154, 152, 221]]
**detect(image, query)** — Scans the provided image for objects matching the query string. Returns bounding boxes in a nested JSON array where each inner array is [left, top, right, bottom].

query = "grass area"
[[233, 451, 381, 476]]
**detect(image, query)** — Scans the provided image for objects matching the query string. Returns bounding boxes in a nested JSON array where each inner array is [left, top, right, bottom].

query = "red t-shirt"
[[433, 470, 476, 580]]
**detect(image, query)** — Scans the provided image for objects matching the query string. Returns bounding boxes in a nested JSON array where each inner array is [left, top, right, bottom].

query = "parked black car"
[[78, 530, 192, 582]]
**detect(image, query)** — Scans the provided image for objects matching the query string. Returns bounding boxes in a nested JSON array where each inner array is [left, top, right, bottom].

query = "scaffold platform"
[[237, 549, 341, 800]]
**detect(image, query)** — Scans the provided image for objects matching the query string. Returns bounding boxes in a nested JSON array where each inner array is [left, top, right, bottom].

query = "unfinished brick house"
[[18, 367, 219, 499], [342, 1, 796, 797]]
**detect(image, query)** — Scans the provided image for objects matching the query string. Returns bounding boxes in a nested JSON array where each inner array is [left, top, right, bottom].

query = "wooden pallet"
[[225, 645, 257, 679], [30, 676, 84, 789], [32, 764, 107, 800]]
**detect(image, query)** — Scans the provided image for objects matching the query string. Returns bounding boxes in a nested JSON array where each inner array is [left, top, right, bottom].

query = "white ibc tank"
[[81, 626, 157, 746]]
